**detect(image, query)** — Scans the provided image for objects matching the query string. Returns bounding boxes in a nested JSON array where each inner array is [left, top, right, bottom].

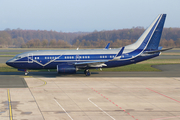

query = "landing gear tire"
[[25, 71, 29, 76], [85, 69, 91, 76]]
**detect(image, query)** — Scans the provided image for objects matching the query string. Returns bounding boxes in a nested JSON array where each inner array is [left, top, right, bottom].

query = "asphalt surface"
[[0, 75, 28, 88], [0, 57, 12, 63]]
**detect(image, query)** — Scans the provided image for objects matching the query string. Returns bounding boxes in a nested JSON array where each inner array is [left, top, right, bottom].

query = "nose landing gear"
[[25, 70, 29, 76]]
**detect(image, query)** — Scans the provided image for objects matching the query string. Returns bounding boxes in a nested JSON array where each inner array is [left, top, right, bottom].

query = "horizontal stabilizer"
[[158, 46, 163, 50], [143, 48, 173, 54], [105, 43, 110, 49]]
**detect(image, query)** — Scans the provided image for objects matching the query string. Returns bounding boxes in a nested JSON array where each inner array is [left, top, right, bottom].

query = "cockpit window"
[[15, 56, 22, 59]]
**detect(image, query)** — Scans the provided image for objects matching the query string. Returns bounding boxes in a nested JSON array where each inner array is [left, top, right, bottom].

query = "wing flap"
[[74, 60, 108, 68], [74, 47, 125, 68]]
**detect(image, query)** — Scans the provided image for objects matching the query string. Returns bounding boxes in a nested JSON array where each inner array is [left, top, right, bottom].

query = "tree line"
[[72, 27, 180, 48], [0, 27, 180, 48]]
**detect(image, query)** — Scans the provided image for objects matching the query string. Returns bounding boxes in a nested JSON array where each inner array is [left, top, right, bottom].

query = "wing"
[[74, 47, 124, 68], [74, 60, 108, 68]]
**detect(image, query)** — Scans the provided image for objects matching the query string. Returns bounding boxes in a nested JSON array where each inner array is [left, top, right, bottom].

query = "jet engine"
[[57, 64, 77, 74]]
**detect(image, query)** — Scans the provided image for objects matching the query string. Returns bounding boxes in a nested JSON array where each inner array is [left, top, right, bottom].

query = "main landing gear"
[[84, 69, 91, 76]]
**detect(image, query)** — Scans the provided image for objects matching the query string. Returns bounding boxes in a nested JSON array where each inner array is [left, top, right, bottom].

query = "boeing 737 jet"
[[6, 14, 171, 76]]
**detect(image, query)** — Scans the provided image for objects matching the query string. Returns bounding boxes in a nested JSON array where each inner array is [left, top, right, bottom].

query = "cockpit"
[[15, 56, 22, 59]]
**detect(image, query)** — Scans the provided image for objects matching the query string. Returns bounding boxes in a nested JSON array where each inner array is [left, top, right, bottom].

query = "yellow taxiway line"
[[7, 89, 13, 120]]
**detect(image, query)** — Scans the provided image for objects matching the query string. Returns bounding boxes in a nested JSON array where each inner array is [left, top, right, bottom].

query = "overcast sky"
[[0, 0, 179, 32]]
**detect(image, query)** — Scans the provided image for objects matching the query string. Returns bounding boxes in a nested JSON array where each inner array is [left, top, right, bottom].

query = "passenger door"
[[28, 53, 33, 63]]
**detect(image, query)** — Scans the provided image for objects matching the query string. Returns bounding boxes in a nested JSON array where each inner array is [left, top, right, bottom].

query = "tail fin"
[[126, 14, 166, 51], [145, 14, 166, 50]]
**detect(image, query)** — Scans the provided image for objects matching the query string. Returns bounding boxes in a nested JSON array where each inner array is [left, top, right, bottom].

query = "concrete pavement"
[[1, 77, 180, 120]]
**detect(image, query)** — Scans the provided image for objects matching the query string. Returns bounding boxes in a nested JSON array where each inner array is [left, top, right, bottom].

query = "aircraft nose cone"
[[6, 61, 11, 66], [6, 59, 13, 67]]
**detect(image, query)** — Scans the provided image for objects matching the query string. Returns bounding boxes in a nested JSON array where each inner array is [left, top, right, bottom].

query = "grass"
[[1, 59, 180, 72], [0, 52, 22, 55], [139, 59, 180, 64], [161, 53, 180, 55], [91, 64, 161, 72], [0, 63, 19, 72]]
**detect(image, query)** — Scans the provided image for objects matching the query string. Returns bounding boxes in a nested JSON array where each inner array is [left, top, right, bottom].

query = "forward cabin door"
[[28, 53, 33, 63]]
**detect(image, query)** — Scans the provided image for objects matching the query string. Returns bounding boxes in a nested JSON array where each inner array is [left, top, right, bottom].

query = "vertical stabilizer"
[[125, 14, 166, 51], [145, 14, 166, 50]]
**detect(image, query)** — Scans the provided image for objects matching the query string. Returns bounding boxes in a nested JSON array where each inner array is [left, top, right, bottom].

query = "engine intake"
[[57, 64, 77, 74]]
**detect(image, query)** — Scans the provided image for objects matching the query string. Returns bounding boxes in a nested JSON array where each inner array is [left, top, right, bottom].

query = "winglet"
[[115, 47, 125, 57], [105, 43, 110, 49]]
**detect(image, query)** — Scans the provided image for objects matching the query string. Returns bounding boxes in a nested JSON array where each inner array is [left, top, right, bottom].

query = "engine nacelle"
[[57, 64, 77, 74]]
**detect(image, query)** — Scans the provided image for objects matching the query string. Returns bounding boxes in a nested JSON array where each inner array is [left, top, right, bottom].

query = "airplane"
[[6, 14, 171, 76]]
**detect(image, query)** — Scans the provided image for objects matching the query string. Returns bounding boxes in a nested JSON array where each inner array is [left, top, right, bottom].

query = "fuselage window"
[[88, 56, 90, 58], [72, 56, 74, 59], [35, 57, 38, 59], [65, 56, 66, 59]]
